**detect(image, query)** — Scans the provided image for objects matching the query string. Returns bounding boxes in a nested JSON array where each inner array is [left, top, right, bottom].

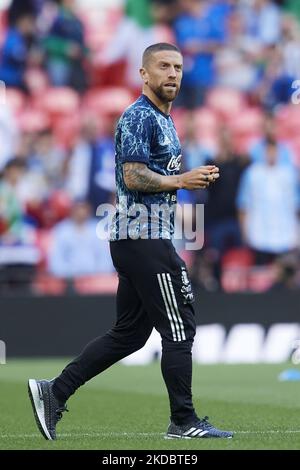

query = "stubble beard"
[[151, 84, 179, 103]]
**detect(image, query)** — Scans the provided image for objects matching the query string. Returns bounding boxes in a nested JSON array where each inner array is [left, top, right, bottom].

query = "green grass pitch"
[[0, 360, 299, 450]]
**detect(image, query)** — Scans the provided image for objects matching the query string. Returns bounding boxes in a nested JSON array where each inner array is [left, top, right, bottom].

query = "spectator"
[[0, 159, 26, 242], [215, 9, 260, 92], [258, 14, 300, 108], [243, 0, 282, 47], [173, 0, 226, 109], [180, 111, 214, 205], [48, 199, 114, 278], [192, 127, 249, 287], [7, 0, 43, 25], [0, 103, 19, 171], [65, 115, 116, 214], [29, 128, 66, 189], [11, 132, 50, 213], [182, 112, 215, 172], [258, 44, 295, 109], [280, 14, 300, 80], [0, 12, 36, 90], [271, 251, 300, 290], [87, 116, 116, 213], [205, 127, 249, 254], [249, 112, 295, 166], [98, 0, 177, 94], [0, 159, 39, 293], [237, 138, 300, 265], [43, 0, 89, 92]]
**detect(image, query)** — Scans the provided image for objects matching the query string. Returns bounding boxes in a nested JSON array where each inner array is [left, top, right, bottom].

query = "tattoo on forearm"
[[123, 163, 163, 192]]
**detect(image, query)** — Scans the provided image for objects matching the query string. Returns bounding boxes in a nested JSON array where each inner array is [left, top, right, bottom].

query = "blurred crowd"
[[1, 0, 300, 294]]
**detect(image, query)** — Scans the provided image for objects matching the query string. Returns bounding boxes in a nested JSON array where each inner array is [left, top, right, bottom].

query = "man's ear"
[[140, 67, 148, 85]]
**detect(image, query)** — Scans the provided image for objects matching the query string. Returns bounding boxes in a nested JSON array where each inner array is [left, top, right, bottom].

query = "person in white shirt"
[[237, 138, 300, 264], [49, 199, 114, 278]]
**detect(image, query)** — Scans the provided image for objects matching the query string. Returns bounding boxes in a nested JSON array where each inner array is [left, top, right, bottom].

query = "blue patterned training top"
[[109, 94, 182, 241]]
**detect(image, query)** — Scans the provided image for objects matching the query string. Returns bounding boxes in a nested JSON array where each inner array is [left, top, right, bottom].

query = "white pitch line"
[[0, 432, 162, 439], [238, 430, 300, 434], [1, 430, 300, 439]]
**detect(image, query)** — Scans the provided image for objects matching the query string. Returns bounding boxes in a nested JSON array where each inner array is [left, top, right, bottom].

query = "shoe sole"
[[165, 433, 233, 439], [28, 379, 53, 440]]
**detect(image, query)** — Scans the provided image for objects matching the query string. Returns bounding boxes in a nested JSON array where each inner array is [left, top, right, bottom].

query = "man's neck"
[[142, 88, 172, 115]]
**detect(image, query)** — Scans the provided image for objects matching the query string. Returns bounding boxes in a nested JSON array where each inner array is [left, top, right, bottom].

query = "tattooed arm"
[[123, 162, 220, 193], [123, 162, 180, 192]]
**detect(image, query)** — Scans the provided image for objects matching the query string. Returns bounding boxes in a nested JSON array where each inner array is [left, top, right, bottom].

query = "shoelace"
[[197, 416, 213, 430], [55, 405, 69, 421]]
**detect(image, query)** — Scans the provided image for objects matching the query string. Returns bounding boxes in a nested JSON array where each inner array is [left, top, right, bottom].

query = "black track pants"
[[53, 239, 197, 425]]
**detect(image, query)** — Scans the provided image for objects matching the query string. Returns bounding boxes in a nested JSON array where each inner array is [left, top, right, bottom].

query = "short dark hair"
[[142, 43, 181, 66], [265, 136, 277, 147], [4, 158, 26, 172]]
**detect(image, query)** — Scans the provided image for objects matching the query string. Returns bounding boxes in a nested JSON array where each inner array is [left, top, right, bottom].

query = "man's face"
[[18, 15, 35, 36], [266, 144, 278, 166], [71, 202, 91, 224], [141, 50, 183, 103]]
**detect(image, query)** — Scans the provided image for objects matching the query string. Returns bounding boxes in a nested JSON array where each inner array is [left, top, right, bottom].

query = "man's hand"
[[179, 165, 219, 190], [123, 163, 219, 193]]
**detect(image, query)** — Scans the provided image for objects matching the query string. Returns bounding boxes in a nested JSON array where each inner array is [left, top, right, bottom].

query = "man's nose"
[[168, 66, 177, 78]]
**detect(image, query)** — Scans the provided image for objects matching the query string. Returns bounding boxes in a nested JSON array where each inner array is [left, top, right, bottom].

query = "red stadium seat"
[[86, 29, 112, 52], [52, 114, 81, 148], [79, 7, 118, 31], [231, 134, 258, 154], [33, 191, 72, 229], [47, 190, 72, 222], [171, 107, 219, 146], [32, 274, 67, 295], [83, 86, 134, 116], [276, 105, 300, 140], [194, 107, 219, 136], [222, 248, 254, 268], [228, 108, 263, 136], [79, 6, 122, 53], [153, 24, 175, 44], [206, 88, 245, 120], [90, 58, 127, 88], [73, 274, 118, 294], [35, 229, 54, 271], [221, 267, 248, 292], [5, 88, 26, 115], [227, 108, 263, 154], [24, 68, 49, 98], [221, 248, 254, 293], [16, 109, 50, 133], [79, 6, 123, 32], [84, 13, 115, 52], [38, 87, 80, 121], [248, 266, 276, 293], [194, 107, 219, 151]]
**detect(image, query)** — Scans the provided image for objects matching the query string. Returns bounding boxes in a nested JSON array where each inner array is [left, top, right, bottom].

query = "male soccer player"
[[28, 43, 233, 440]]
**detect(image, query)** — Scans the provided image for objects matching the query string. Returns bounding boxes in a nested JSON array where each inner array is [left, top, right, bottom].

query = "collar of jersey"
[[141, 94, 170, 119]]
